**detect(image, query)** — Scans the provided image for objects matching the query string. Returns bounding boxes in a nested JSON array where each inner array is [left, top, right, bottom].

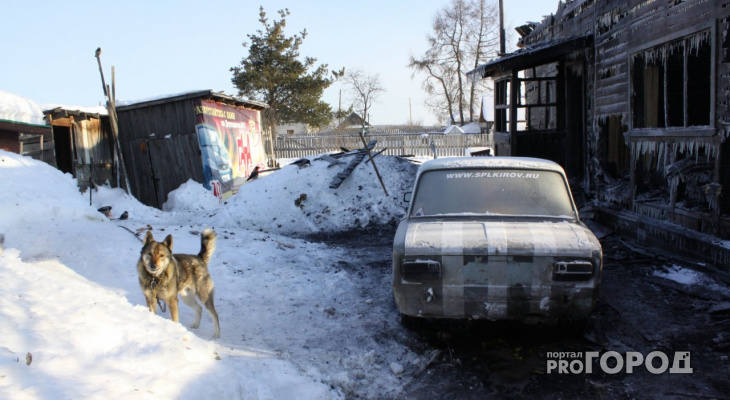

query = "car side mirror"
[[403, 192, 412, 202]]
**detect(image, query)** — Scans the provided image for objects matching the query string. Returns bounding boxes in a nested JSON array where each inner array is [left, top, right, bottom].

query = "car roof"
[[417, 157, 566, 174]]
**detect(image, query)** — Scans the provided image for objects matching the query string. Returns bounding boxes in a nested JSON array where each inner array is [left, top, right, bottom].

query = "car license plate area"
[[552, 260, 594, 281], [402, 258, 442, 280]]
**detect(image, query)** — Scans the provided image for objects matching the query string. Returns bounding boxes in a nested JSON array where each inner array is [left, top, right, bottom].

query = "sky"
[[0, 0, 559, 126]]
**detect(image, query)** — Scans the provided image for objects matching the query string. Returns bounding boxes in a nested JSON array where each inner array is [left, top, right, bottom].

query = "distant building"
[[276, 123, 313, 136], [461, 122, 482, 134], [334, 112, 371, 132]]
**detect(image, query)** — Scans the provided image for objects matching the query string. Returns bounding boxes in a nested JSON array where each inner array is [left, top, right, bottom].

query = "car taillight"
[[402, 259, 441, 280], [553, 261, 593, 281]]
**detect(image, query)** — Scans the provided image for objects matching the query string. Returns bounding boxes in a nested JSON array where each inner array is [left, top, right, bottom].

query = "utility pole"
[[409, 98, 412, 127], [499, 0, 506, 56]]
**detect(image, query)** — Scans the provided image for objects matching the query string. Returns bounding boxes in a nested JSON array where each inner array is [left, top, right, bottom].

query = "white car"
[[392, 157, 603, 324]]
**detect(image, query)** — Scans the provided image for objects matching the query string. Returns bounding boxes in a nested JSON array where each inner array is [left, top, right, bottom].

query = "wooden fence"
[[274, 133, 493, 160]]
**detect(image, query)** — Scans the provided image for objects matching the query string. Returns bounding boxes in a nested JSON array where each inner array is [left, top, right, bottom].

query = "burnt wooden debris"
[[329, 139, 376, 189]]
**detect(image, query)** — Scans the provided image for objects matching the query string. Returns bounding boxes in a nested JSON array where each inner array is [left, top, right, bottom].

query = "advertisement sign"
[[195, 99, 267, 192]]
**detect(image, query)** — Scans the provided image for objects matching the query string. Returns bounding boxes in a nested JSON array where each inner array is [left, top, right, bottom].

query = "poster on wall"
[[194, 99, 267, 193]]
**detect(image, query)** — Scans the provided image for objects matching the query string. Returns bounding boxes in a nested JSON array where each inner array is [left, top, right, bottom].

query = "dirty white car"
[[392, 157, 602, 324]]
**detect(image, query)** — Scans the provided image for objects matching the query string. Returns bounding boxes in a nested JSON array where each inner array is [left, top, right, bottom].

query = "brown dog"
[[137, 229, 221, 338]]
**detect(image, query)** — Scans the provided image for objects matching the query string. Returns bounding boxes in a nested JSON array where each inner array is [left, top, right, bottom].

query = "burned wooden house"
[[115, 90, 268, 208], [468, 0, 730, 266], [43, 106, 115, 189], [0, 90, 55, 166]]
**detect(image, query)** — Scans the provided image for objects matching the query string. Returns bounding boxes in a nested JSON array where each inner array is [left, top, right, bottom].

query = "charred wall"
[[519, 0, 730, 246]]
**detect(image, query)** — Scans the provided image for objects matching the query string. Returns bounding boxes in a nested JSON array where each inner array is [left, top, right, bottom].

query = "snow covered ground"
[[0, 150, 421, 399]]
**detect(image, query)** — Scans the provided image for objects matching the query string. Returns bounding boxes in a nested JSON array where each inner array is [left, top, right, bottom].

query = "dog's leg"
[[196, 284, 221, 338], [145, 293, 157, 314], [180, 289, 203, 329], [201, 293, 221, 339], [169, 297, 180, 322]]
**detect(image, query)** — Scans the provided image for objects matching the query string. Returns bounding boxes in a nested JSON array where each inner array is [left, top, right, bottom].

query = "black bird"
[[291, 158, 311, 169], [97, 206, 112, 217], [246, 166, 260, 181]]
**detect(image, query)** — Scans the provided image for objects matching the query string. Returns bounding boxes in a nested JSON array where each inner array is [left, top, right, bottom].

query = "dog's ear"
[[143, 231, 155, 245], [163, 234, 173, 251]]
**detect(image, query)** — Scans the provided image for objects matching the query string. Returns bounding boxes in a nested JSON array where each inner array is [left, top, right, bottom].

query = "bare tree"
[[344, 69, 385, 131], [409, 0, 500, 124]]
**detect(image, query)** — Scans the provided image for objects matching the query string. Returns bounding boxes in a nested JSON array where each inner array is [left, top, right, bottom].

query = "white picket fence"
[[275, 132, 493, 160]]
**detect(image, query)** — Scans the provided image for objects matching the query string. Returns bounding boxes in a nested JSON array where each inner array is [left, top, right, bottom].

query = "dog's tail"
[[199, 229, 217, 264]]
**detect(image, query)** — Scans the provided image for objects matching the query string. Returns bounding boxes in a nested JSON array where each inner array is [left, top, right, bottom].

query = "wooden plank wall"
[[117, 99, 202, 208], [19, 132, 55, 166], [523, 0, 722, 122]]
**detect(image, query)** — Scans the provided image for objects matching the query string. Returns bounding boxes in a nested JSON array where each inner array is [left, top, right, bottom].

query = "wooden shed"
[[468, 0, 730, 265], [43, 106, 115, 189], [0, 90, 55, 166], [116, 90, 268, 208]]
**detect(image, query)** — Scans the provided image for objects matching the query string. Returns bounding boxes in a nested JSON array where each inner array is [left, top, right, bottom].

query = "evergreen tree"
[[231, 7, 343, 136]]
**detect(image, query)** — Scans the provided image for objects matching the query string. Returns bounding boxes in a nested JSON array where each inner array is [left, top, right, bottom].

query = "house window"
[[631, 31, 711, 129], [521, 64, 558, 131], [494, 79, 509, 132]]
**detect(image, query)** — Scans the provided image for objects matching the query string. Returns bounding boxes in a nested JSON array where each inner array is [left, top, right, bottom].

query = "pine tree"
[[231, 7, 343, 136]]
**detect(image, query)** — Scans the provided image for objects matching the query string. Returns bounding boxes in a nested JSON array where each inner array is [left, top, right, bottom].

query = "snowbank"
[[0, 149, 424, 400], [216, 154, 418, 235]]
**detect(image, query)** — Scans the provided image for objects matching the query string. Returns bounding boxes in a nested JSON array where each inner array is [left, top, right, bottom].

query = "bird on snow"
[[246, 166, 260, 181], [291, 158, 311, 169]]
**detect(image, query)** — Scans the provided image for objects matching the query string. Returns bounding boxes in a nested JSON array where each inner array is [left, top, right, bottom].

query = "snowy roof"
[[43, 105, 109, 124], [461, 122, 481, 134], [443, 125, 464, 135], [116, 89, 268, 111], [0, 90, 47, 127], [43, 104, 108, 116]]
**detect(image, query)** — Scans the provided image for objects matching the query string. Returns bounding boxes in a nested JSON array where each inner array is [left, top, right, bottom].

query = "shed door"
[[125, 132, 203, 208]]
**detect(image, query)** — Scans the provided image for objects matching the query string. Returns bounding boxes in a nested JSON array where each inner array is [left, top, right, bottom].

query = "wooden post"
[[95, 48, 131, 195], [358, 131, 389, 197], [509, 70, 519, 155]]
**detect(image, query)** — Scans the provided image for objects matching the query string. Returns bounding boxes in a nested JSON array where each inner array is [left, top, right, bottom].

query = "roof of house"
[[467, 34, 593, 81], [116, 89, 268, 111], [336, 112, 371, 129]]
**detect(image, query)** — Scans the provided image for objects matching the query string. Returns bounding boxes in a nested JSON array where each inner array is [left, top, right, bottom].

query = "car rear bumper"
[[394, 282, 598, 321]]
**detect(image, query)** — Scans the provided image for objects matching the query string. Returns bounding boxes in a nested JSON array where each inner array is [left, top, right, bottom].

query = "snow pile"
[[162, 178, 221, 211], [0, 151, 102, 225], [217, 155, 418, 235], [0, 90, 47, 126], [654, 264, 727, 292]]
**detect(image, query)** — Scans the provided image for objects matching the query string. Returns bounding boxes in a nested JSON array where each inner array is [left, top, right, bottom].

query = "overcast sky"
[[1, 0, 558, 126]]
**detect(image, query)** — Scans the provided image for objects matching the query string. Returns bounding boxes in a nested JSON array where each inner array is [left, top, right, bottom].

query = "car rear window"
[[410, 168, 576, 218]]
